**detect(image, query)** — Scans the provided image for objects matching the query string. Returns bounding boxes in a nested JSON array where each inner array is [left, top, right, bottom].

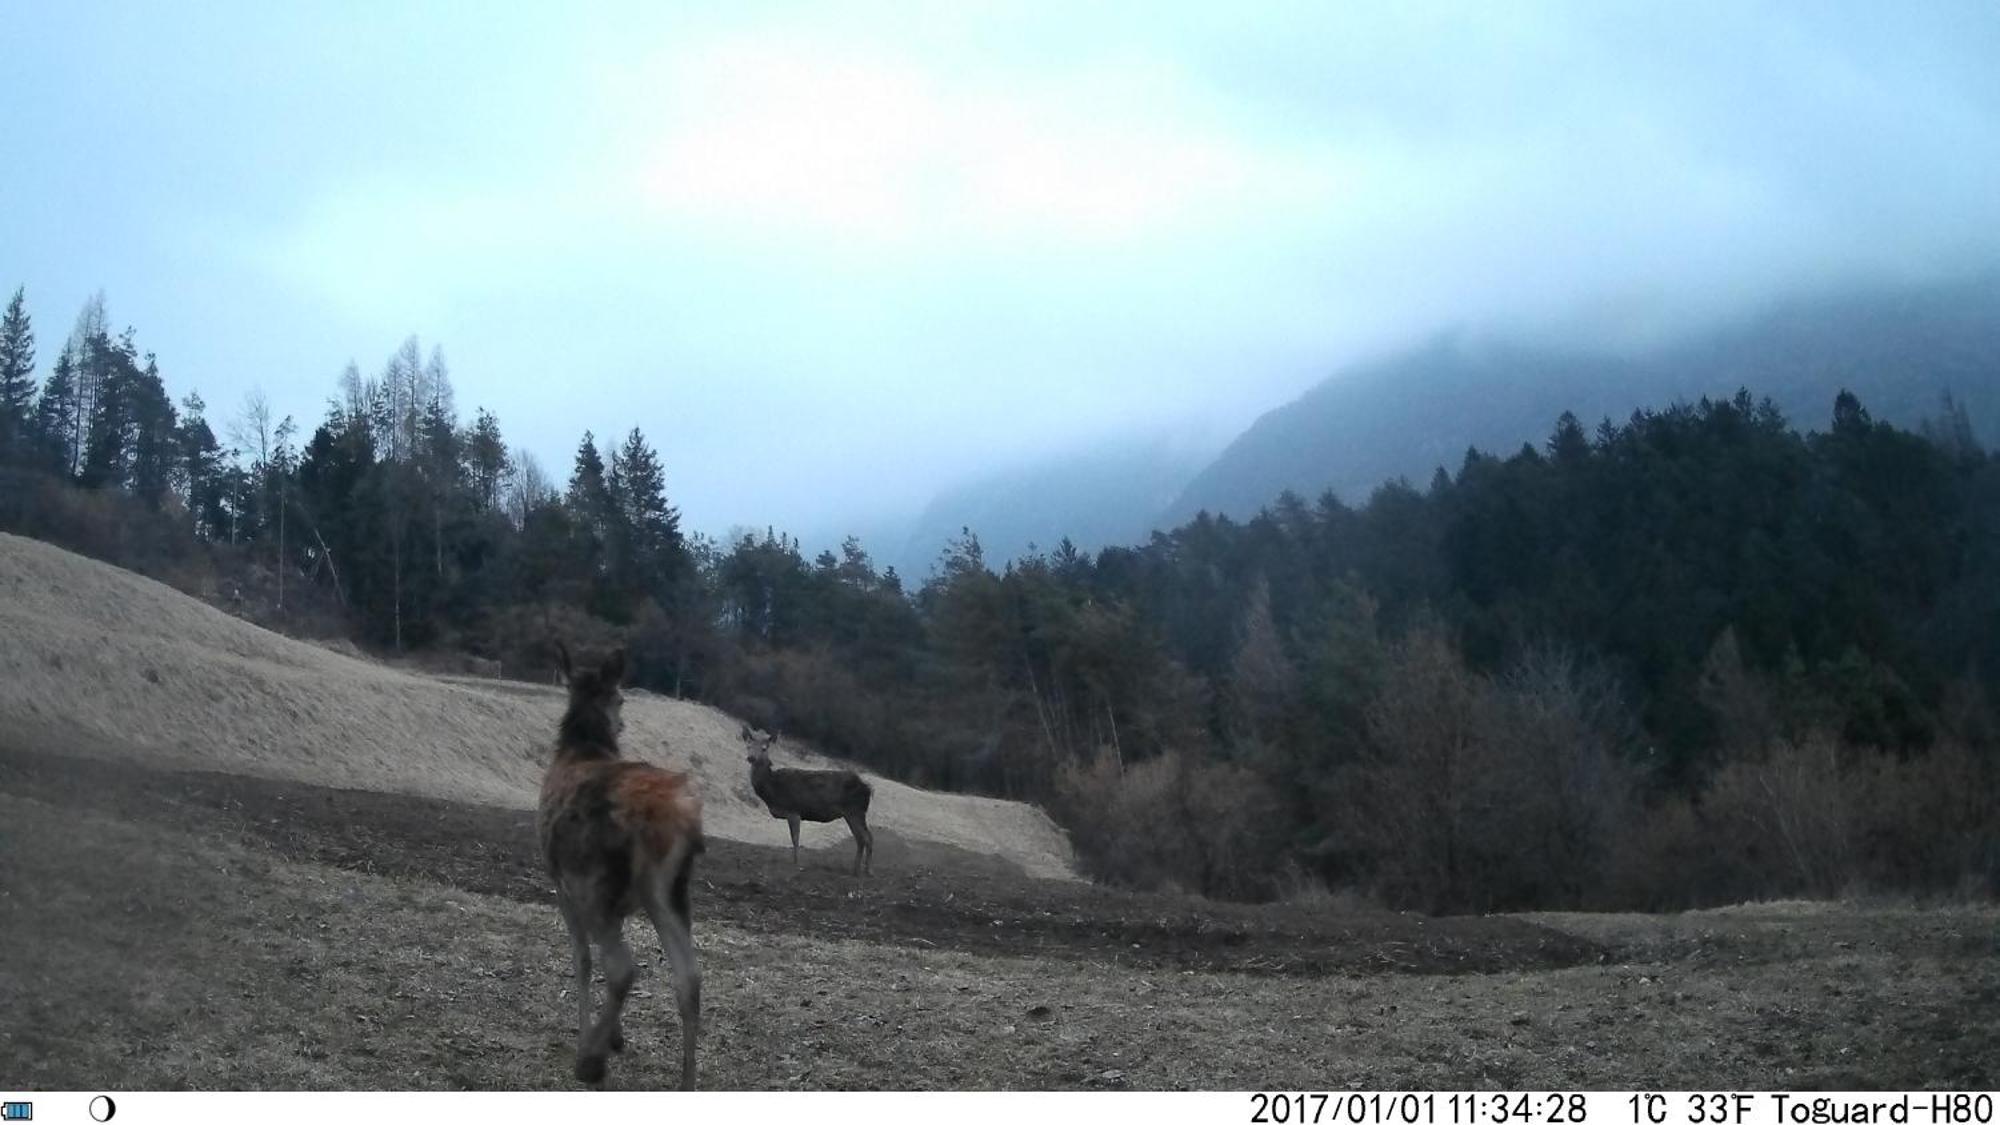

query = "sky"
[[6, 2, 2000, 549]]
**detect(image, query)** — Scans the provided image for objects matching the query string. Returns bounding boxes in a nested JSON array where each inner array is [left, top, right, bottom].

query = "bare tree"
[[65, 292, 108, 476], [506, 449, 554, 527], [273, 414, 296, 610], [229, 388, 272, 471]]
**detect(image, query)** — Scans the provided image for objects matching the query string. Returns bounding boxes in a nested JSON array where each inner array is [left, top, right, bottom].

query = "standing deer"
[[539, 643, 704, 1089], [741, 725, 875, 876]]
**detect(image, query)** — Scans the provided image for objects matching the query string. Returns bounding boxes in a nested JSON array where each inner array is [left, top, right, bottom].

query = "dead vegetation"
[[3, 531, 1996, 1091], [3, 750, 1994, 1091], [0, 531, 1074, 878]]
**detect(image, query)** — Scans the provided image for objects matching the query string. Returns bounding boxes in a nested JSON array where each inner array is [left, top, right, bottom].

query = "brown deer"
[[539, 643, 703, 1089], [741, 725, 875, 876]]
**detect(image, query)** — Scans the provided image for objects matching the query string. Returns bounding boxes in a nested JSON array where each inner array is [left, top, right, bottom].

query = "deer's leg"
[[576, 920, 635, 1085], [640, 843, 703, 1091], [787, 815, 801, 869], [844, 810, 873, 876], [557, 892, 593, 1058]]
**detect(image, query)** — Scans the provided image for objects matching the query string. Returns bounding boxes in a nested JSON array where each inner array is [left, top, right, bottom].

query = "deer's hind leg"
[[639, 841, 703, 1090], [844, 809, 873, 876], [556, 890, 593, 1059], [575, 917, 637, 1085], [787, 814, 802, 869]]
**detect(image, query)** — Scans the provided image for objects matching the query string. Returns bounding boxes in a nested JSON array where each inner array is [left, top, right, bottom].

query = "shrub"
[[1605, 735, 2000, 907], [1052, 749, 1290, 900], [1327, 630, 1637, 912]]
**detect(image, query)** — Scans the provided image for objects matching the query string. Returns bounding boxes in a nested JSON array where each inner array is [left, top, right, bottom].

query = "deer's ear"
[[740, 724, 754, 742], [555, 641, 573, 684], [604, 647, 627, 684]]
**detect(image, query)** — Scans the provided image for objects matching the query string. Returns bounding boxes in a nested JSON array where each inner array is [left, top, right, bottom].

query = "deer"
[[741, 724, 875, 876], [538, 643, 704, 1089]]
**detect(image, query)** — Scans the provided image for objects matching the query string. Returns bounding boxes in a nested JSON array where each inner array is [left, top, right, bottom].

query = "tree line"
[[2, 284, 1994, 911]]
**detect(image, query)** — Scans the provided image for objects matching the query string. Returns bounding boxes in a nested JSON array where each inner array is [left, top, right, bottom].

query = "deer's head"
[[558, 641, 628, 743], [740, 723, 777, 768]]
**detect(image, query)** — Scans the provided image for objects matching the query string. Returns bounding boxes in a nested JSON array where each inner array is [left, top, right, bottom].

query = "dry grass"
[[5, 791, 1994, 1090], [4, 531, 1996, 1092], [0, 532, 1074, 879]]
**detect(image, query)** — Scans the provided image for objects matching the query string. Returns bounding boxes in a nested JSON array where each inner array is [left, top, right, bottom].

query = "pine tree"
[[611, 425, 682, 595], [566, 431, 613, 542], [1547, 410, 1590, 465], [177, 392, 226, 537], [464, 407, 509, 512], [34, 344, 81, 476], [418, 386, 460, 582], [79, 330, 138, 488], [125, 351, 180, 506], [0, 287, 35, 463]]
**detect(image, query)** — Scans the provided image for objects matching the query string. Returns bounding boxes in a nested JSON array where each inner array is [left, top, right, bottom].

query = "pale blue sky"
[[6, 2, 1999, 545]]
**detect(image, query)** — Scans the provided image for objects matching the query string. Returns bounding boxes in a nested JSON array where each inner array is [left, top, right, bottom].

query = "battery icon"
[[2, 1103, 31, 1120]]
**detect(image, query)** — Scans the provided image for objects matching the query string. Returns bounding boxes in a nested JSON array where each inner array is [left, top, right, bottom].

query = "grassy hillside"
[[0, 531, 1075, 879]]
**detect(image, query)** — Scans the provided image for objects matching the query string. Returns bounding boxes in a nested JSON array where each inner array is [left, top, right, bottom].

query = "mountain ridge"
[[1162, 271, 2000, 524]]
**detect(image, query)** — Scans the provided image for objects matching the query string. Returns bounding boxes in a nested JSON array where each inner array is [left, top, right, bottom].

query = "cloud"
[[617, 36, 1339, 255], [22, 1, 1997, 544]]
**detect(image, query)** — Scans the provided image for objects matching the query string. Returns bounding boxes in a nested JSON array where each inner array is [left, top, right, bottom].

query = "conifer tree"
[[611, 425, 682, 592], [34, 344, 81, 476], [0, 287, 35, 462], [465, 408, 509, 512], [177, 392, 226, 537], [566, 431, 613, 538]]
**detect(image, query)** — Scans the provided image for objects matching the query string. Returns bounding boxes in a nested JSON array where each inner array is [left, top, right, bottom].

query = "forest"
[[2, 284, 1995, 912]]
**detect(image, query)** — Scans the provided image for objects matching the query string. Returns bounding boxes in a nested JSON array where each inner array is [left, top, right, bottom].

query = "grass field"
[[3, 531, 1996, 1091], [0, 531, 1073, 878], [3, 740, 1994, 1091]]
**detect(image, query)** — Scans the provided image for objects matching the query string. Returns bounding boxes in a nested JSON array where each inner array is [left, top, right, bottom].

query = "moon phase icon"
[[88, 1098, 116, 1123]]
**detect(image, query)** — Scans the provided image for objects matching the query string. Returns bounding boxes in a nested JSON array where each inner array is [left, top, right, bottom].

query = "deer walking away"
[[742, 725, 876, 876], [537, 643, 704, 1089]]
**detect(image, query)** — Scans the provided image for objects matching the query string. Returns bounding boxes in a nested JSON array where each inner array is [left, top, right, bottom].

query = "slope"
[[1166, 271, 2000, 523], [0, 531, 1075, 880]]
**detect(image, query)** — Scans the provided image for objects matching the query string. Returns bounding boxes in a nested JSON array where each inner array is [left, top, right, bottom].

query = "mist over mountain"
[[1163, 271, 2000, 524], [892, 435, 1213, 583]]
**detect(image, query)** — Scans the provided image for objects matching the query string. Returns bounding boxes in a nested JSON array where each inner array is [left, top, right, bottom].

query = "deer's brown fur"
[[538, 644, 703, 1088], [742, 725, 875, 876]]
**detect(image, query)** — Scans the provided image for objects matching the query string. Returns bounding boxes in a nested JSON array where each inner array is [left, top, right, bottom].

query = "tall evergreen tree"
[[610, 425, 683, 598], [79, 330, 138, 488], [566, 431, 614, 542], [417, 387, 461, 583], [34, 344, 81, 476], [464, 407, 509, 512], [0, 287, 34, 463], [177, 392, 226, 538], [125, 351, 180, 507]]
